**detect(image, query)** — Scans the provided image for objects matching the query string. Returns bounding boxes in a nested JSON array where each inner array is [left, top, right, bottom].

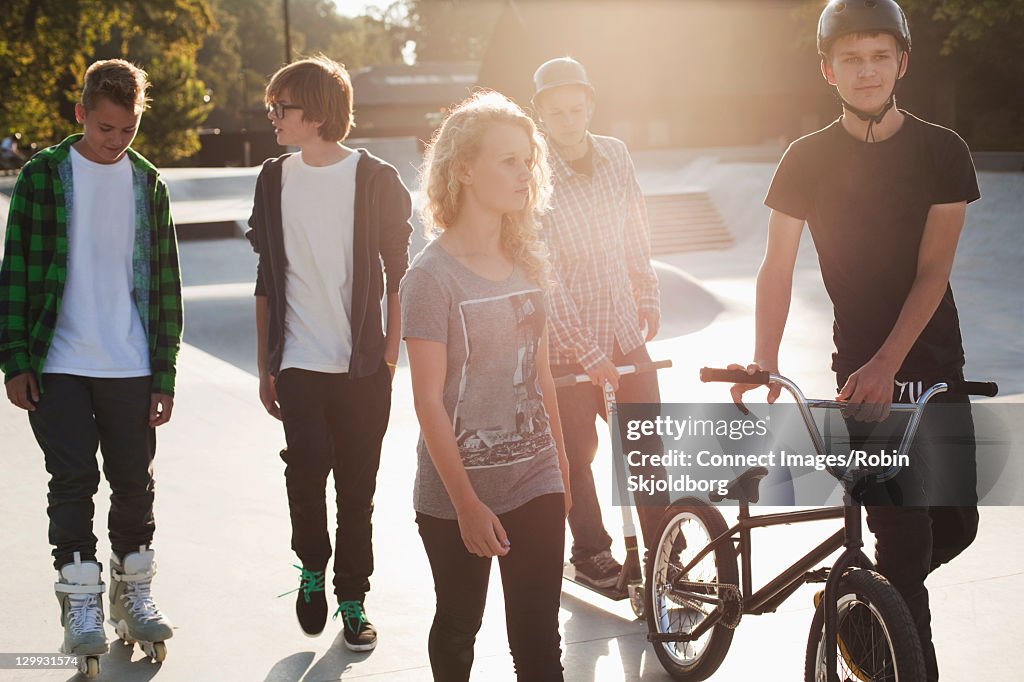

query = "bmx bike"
[[558, 362, 996, 681], [640, 367, 997, 682]]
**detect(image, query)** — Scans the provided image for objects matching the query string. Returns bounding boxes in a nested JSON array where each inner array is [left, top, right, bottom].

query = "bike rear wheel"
[[805, 568, 926, 682], [645, 499, 739, 681]]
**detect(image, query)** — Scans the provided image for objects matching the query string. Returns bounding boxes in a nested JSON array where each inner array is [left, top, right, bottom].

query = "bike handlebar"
[[699, 367, 998, 398], [700, 367, 770, 386], [553, 359, 673, 389]]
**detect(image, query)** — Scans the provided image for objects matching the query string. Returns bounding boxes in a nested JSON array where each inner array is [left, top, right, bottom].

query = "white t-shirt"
[[43, 147, 150, 377], [280, 150, 360, 373]]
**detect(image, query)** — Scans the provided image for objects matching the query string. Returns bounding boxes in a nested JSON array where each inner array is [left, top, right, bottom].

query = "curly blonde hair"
[[419, 90, 553, 288]]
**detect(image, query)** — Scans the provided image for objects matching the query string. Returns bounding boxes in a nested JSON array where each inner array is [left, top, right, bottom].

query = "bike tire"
[[804, 568, 926, 682], [645, 498, 739, 681]]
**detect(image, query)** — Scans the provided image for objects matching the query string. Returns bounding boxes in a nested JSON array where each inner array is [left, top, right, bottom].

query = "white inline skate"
[[108, 545, 173, 662], [55, 552, 108, 679]]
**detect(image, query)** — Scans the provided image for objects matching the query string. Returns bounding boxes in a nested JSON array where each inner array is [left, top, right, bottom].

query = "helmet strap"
[[838, 50, 906, 143]]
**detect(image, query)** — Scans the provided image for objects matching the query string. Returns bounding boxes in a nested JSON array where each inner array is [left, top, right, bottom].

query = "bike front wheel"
[[645, 499, 739, 681], [805, 568, 926, 682]]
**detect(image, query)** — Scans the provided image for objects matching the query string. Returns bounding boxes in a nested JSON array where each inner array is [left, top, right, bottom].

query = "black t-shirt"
[[765, 112, 980, 379]]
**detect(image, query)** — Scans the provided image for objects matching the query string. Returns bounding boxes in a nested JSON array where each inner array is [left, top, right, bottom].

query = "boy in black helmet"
[[730, 1, 980, 679]]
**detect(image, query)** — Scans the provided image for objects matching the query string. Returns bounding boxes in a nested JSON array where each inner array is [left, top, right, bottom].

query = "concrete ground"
[[0, 155, 1021, 681]]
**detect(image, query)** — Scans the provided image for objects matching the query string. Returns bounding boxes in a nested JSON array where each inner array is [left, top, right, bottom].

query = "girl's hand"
[[456, 499, 510, 558]]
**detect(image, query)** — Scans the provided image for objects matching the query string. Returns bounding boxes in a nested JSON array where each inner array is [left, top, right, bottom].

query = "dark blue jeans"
[[29, 374, 156, 570]]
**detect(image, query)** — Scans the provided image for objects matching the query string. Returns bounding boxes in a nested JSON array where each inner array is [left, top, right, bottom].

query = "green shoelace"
[[276, 565, 325, 604], [333, 600, 366, 630]]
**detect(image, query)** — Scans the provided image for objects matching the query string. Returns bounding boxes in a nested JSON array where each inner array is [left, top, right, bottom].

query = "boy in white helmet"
[[531, 56, 667, 589]]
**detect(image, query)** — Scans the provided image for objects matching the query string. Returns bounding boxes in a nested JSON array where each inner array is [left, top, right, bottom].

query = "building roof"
[[352, 62, 479, 107]]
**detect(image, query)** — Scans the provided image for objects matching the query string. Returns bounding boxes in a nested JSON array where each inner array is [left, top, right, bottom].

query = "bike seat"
[[709, 466, 769, 504]]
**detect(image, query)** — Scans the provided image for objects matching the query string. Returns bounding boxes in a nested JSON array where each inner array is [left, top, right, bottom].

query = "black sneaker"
[[573, 549, 622, 589], [279, 565, 327, 637], [335, 600, 377, 651]]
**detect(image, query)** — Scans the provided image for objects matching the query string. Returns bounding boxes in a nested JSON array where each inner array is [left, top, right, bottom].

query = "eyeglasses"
[[266, 101, 303, 119]]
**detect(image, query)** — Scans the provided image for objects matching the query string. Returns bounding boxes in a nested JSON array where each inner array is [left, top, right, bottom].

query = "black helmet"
[[817, 0, 911, 56]]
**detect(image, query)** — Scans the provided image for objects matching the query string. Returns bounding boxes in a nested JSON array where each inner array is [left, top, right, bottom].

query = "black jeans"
[[28, 374, 156, 570], [552, 344, 667, 562], [275, 364, 391, 602], [840, 374, 979, 682], [416, 493, 566, 682]]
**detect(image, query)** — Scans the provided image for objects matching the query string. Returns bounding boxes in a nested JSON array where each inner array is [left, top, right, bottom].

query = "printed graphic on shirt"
[[453, 289, 555, 469]]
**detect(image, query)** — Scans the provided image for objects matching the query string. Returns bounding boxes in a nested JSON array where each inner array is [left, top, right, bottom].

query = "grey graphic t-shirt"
[[399, 241, 565, 519]]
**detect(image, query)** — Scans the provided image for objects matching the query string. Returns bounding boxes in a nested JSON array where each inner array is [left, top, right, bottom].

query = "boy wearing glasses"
[[247, 56, 412, 649], [0, 59, 180, 666]]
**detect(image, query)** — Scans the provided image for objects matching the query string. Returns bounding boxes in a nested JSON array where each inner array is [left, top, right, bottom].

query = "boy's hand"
[[640, 310, 660, 342], [838, 359, 897, 422], [149, 393, 174, 427], [728, 362, 780, 415], [5, 373, 39, 411], [586, 357, 620, 391], [259, 373, 282, 420]]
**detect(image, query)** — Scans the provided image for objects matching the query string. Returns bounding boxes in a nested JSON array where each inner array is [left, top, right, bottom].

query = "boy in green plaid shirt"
[[0, 59, 181, 665]]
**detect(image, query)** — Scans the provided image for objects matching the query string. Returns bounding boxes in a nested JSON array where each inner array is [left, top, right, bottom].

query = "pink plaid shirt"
[[544, 133, 660, 371]]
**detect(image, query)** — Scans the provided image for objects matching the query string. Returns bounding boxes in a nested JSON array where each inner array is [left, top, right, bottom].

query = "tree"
[[195, 0, 406, 135], [0, 0, 217, 163], [797, 0, 1024, 150], [394, 0, 504, 62], [899, 0, 1024, 53]]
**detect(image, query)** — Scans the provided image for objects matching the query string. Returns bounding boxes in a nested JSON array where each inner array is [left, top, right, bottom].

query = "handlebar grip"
[[700, 367, 770, 385], [952, 380, 999, 397], [636, 359, 673, 374], [552, 359, 673, 388]]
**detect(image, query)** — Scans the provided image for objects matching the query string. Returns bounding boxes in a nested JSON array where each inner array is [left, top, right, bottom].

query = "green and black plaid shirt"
[[0, 135, 183, 394]]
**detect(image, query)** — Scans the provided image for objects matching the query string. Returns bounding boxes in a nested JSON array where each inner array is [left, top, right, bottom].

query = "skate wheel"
[[152, 641, 167, 662], [82, 656, 100, 678], [113, 620, 135, 646]]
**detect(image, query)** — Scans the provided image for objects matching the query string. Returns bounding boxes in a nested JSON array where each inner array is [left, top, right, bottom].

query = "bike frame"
[[655, 373, 950, 682]]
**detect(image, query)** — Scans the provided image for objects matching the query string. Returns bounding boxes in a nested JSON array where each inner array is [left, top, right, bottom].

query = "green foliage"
[[0, 0, 216, 163], [134, 53, 213, 163], [197, 0, 405, 136], [798, 0, 1024, 150], [900, 0, 1024, 53]]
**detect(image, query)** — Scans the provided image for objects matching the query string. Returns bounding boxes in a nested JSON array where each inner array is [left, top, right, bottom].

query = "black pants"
[[552, 344, 667, 562], [275, 364, 391, 602], [416, 493, 566, 682], [841, 375, 979, 682], [28, 374, 156, 570]]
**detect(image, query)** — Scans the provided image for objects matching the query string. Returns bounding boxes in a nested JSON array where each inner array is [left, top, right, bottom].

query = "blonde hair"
[[81, 59, 150, 114], [266, 55, 354, 142], [420, 90, 553, 288]]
